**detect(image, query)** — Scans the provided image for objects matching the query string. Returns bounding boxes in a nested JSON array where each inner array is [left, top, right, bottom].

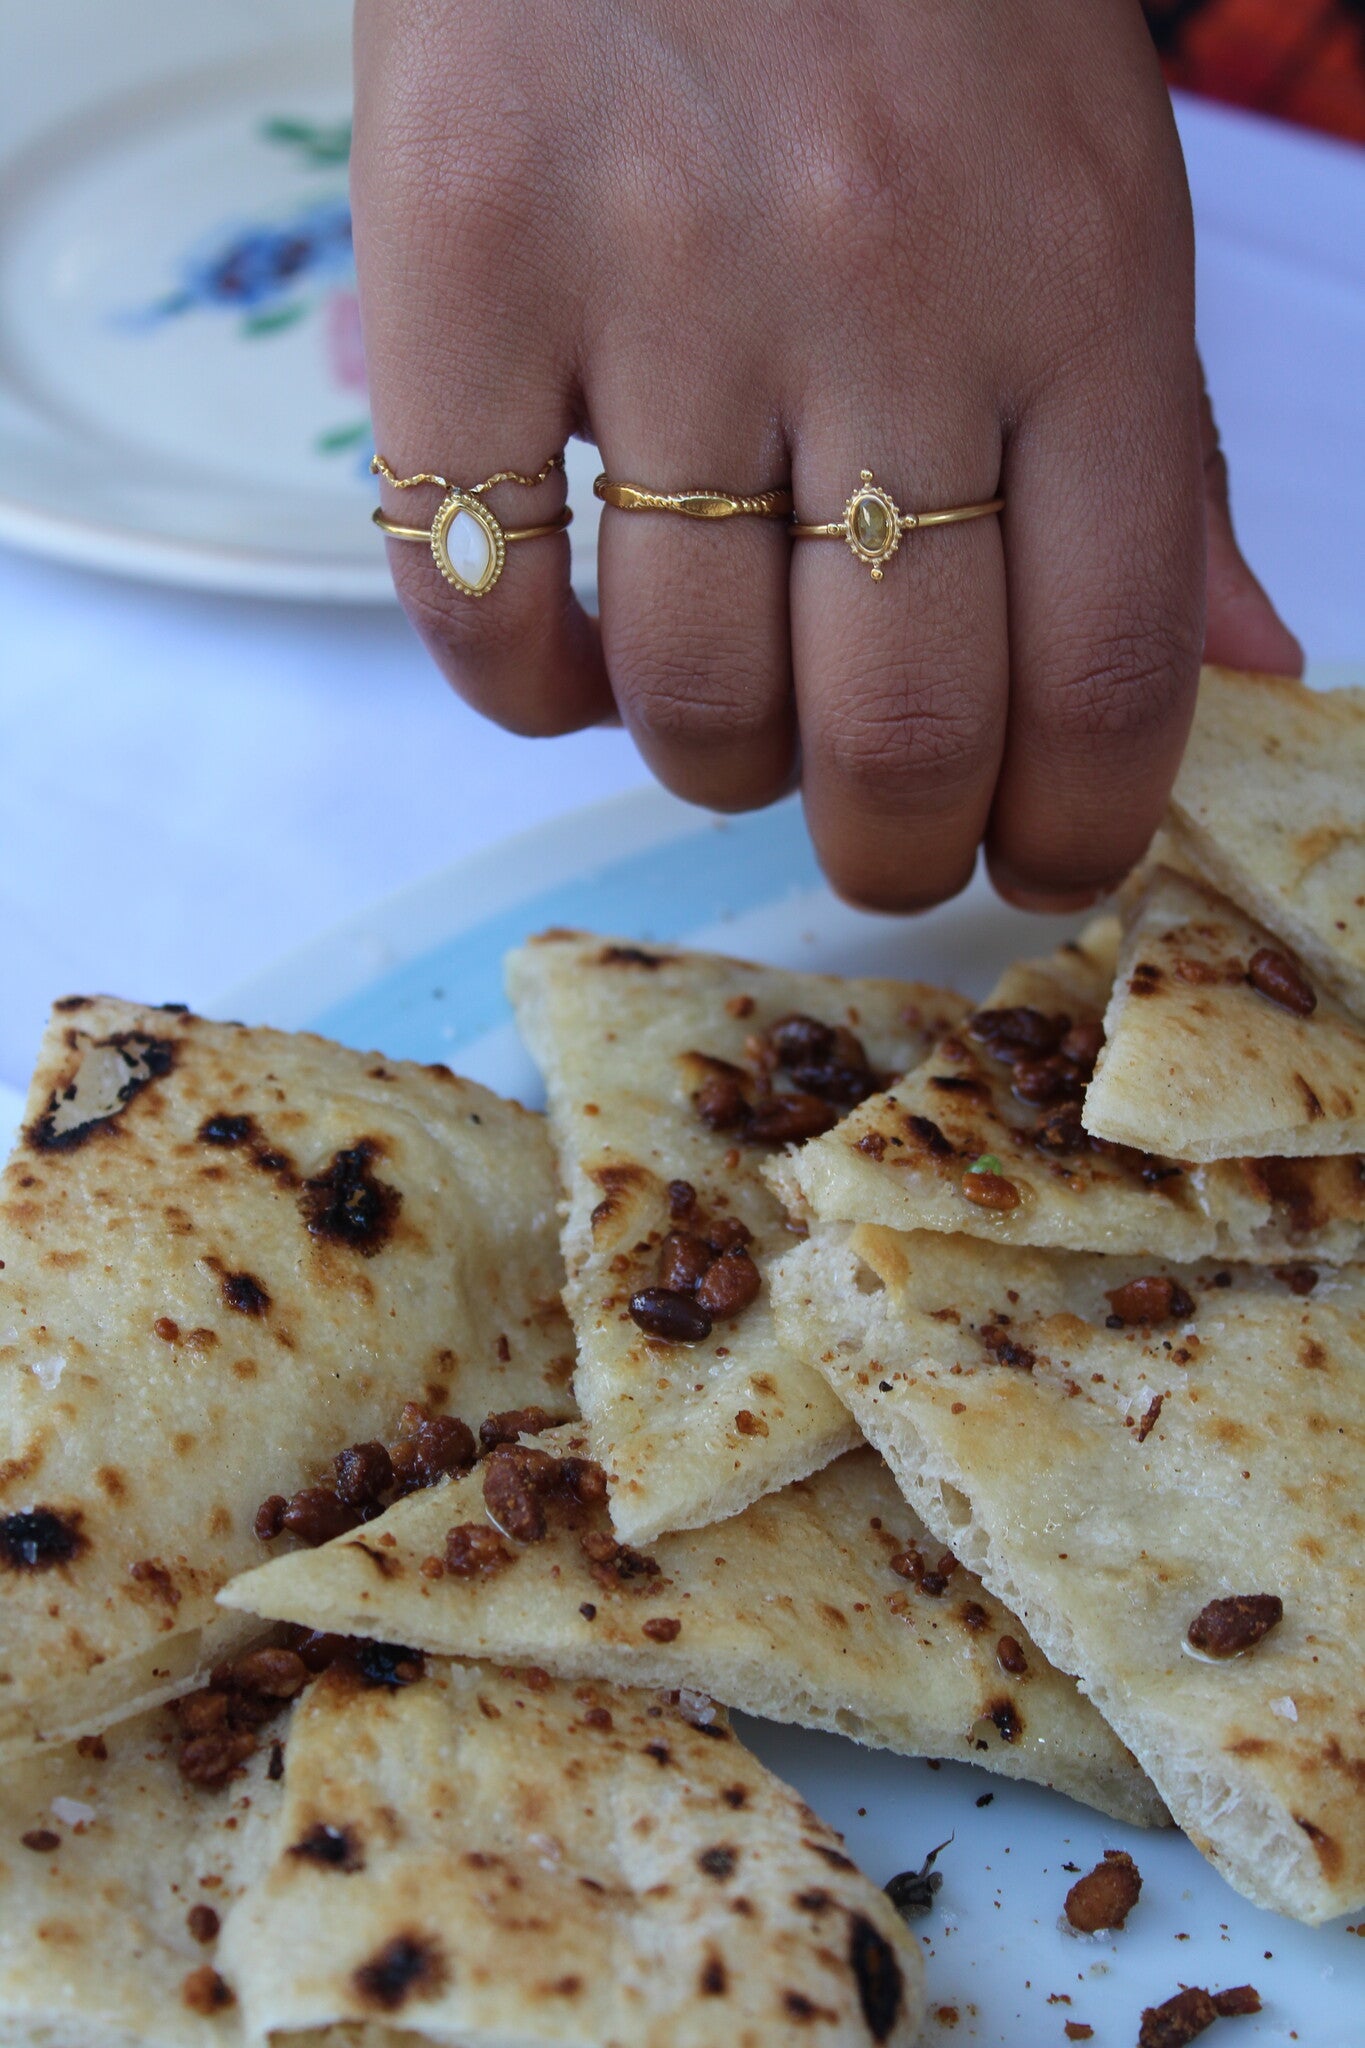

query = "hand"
[[355, 0, 1301, 913]]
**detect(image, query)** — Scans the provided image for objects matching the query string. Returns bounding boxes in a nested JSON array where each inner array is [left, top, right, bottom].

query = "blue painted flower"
[[140, 197, 354, 327]]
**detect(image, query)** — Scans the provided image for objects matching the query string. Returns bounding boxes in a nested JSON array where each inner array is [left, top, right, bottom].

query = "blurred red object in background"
[[1145, 0, 1365, 143]]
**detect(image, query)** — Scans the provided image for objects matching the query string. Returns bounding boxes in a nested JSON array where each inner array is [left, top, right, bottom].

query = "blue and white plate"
[[214, 787, 1363, 2046]]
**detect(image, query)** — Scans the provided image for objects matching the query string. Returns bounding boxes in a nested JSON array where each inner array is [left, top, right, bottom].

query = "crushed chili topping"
[[187, 1903, 220, 1942], [444, 1523, 512, 1577], [980, 1323, 1036, 1371], [390, 1405, 477, 1492], [1137, 1985, 1261, 2047], [334, 1442, 394, 1511], [642, 1616, 681, 1642], [173, 1648, 310, 1788], [690, 1011, 884, 1150], [961, 1168, 1021, 1213], [1105, 1276, 1195, 1327], [478, 1406, 555, 1452], [182, 1966, 235, 2015], [483, 1445, 558, 1543], [1064, 1849, 1142, 1932], [255, 1400, 483, 1551], [21, 1829, 60, 1852], [580, 1528, 662, 1590], [1274, 1263, 1318, 1295], [482, 1444, 610, 1547], [1247, 948, 1316, 1017], [888, 1540, 957, 1597], [1186, 1593, 1283, 1658], [630, 1199, 762, 1343], [629, 1286, 713, 1343], [996, 1634, 1028, 1676], [1136, 1392, 1165, 1443], [696, 1248, 761, 1318]]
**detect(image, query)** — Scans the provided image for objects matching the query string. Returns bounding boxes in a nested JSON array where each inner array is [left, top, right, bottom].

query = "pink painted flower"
[[325, 289, 368, 392]]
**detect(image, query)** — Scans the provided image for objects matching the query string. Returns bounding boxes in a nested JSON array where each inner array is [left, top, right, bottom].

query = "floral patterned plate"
[[0, 0, 601, 601]]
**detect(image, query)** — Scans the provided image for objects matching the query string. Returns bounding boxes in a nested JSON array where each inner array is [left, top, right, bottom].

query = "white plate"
[[0, 0, 602, 601], [219, 786, 1364, 2045]]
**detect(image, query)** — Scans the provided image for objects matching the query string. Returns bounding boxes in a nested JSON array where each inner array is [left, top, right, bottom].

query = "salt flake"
[[52, 1797, 96, 1828]]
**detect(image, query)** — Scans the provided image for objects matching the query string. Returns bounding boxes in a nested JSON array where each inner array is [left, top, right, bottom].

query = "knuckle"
[[390, 558, 572, 738], [612, 637, 782, 760], [798, 113, 920, 291], [1044, 619, 1199, 755], [822, 671, 995, 811]]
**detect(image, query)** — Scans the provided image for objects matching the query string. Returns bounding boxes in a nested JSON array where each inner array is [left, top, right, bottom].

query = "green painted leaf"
[[316, 420, 372, 454], [241, 301, 309, 337], [260, 116, 352, 167]]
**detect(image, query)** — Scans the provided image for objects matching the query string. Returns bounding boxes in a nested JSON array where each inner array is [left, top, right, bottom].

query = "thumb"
[[1200, 366, 1304, 677]]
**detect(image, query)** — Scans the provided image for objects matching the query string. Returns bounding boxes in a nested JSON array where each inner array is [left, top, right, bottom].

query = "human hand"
[[354, 0, 1301, 912]]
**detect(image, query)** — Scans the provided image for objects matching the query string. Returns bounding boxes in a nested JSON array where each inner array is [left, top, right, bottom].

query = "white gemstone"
[[443, 507, 493, 589]]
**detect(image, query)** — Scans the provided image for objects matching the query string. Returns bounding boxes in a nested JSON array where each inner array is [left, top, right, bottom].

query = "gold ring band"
[[370, 452, 570, 597], [594, 475, 793, 520], [792, 469, 1004, 581]]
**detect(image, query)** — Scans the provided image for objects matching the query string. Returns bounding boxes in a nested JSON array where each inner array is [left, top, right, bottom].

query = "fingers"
[[352, 5, 610, 736], [791, 406, 1009, 912], [985, 326, 1207, 909], [1198, 374, 1305, 678], [592, 355, 796, 812]]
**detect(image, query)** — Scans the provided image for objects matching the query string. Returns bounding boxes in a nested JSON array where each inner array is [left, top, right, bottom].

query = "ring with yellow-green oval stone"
[[844, 472, 907, 579], [790, 469, 1004, 580]]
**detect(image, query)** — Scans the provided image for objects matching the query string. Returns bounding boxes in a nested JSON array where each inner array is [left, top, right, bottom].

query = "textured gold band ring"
[[594, 475, 794, 520], [792, 469, 1004, 581], [370, 452, 570, 597]]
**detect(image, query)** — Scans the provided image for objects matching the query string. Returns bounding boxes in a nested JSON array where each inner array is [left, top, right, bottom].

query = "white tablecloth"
[[2, 91, 1362, 1103]]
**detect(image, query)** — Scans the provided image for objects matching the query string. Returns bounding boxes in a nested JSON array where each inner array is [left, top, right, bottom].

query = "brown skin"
[[355, 0, 1302, 913]]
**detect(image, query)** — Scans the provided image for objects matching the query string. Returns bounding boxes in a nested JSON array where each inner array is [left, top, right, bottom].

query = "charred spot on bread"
[[0, 1506, 88, 1571], [299, 1141, 401, 1254]]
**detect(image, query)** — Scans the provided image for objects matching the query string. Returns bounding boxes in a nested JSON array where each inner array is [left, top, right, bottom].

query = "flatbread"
[[506, 933, 966, 1542], [0, 999, 575, 1762], [0, 1703, 282, 2048], [1168, 665, 1365, 1015], [221, 1657, 927, 2048], [773, 1225, 1365, 1924], [777, 917, 1365, 1261], [1084, 867, 1365, 1160], [769, 922, 1217, 1260], [220, 1426, 1163, 1826]]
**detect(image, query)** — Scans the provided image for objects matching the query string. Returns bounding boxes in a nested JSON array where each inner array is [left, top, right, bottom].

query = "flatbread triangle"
[[506, 932, 967, 1541], [0, 999, 575, 1761], [774, 1223, 1365, 1924], [220, 1423, 1165, 1826], [1084, 865, 1365, 1162], [1168, 665, 1365, 1016]]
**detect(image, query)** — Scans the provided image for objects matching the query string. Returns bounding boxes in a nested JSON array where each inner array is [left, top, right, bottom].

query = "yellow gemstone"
[[852, 492, 892, 553]]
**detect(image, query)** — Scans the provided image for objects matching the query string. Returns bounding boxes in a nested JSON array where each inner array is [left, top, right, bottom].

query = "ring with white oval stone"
[[370, 452, 572, 598], [791, 469, 1004, 582]]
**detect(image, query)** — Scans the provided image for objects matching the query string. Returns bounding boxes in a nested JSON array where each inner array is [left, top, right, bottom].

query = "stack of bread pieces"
[[0, 667, 1359, 2048]]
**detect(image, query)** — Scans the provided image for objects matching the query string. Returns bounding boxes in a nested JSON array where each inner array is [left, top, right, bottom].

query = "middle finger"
[[792, 384, 1007, 910]]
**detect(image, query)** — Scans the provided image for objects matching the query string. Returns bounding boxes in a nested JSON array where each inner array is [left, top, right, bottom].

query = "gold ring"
[[371, 453, 572, 597], [791, 469, 1004, 581], [594, 475, 793, 520]]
